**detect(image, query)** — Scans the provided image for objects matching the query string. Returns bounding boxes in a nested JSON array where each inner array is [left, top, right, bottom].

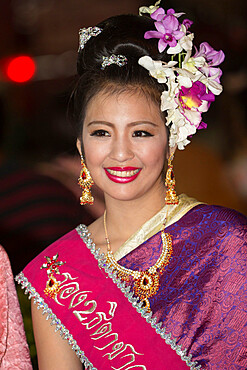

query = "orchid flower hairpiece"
[[138, 4, 225, 149]]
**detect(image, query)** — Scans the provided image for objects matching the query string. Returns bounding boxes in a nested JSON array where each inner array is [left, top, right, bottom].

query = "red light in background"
[[6, 56, 36, 83]]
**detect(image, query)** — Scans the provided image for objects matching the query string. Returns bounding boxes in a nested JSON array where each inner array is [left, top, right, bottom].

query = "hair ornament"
[[78, 26, 102, 51], [101, 54, 128, 70], [139, 3, 225, 150]]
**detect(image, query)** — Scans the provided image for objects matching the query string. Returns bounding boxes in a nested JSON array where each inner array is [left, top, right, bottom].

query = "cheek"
[[83, 140, 108, 169], [139, 139, 167, 168]]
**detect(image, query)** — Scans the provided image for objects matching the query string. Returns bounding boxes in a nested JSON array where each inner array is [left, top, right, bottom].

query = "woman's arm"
[[31, 300, 83, 369]]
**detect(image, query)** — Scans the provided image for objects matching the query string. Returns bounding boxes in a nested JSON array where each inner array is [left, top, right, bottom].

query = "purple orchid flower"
[[150, 7, 165, 21], [197, 121, 207, 130], [178, 81, 215, 131], [145, 14, 185, 52], [194, 42, 225, 66], [193, 42, 225, 82], [182, 18, 193, 30], [150, 8, 176, 22], [179, 81, 215, 112]]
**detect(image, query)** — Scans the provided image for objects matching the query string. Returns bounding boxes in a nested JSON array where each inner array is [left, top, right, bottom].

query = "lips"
[[104, 167, 142, 183]]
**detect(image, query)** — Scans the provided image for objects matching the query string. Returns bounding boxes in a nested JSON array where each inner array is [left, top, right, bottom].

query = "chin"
[[105, 185, 159, 203], [97, 174, 164, 202]]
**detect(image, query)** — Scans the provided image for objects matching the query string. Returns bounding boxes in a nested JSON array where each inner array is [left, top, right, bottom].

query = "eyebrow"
[[87, 121, 159, 128]]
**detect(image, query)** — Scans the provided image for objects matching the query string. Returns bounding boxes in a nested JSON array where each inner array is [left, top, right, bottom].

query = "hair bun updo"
[[70, 14, 169, 140], [77, 14, 168, 75]]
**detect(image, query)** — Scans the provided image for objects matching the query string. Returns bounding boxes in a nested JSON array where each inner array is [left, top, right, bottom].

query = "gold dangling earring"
[[165, 154, 179, 205], [78, 155, 94, 205]]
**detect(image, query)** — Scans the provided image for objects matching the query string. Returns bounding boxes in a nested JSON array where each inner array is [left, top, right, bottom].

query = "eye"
[[90, 129, 110, 137], [132, 130, 153, 137]]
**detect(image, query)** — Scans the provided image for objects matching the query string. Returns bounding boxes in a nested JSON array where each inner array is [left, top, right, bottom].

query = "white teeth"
[[107, 169, 139, 177]]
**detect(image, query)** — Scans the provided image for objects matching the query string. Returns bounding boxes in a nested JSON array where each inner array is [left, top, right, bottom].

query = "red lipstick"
[[104, 167, 141, 184]]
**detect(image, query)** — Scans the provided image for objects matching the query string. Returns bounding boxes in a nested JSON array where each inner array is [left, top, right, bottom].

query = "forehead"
[[84, 88, 164, 124]]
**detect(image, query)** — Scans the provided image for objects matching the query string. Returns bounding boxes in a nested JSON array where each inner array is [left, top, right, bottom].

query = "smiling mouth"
[[104, 167, 142, 183], [105, 168, 140, 177]]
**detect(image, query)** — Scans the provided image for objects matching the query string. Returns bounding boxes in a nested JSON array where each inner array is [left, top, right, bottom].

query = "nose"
[[109, 135, 134, 163]]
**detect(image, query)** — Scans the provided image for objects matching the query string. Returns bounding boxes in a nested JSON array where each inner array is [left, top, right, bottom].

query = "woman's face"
[[80, 89, 168, 202]]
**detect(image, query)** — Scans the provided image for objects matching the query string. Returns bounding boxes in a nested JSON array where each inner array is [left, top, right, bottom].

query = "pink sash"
[[17, 226, 198, 369]]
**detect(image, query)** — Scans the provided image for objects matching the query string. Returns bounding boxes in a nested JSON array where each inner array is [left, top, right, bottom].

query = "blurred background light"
[[6, 55, 36, 83]]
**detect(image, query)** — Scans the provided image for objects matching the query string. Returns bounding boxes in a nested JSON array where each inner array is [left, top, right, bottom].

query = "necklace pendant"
[[134, 271, 160, 300], [103, 211, 173, 314]]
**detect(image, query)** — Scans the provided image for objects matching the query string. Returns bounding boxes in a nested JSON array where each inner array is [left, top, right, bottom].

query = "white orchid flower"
[[167, 43, 183, 55], [139, 0, 161, 15], [138, 56, 177, 83], [176, 68, 195, 87], [177, 138, 190, 150], [169, 120, 191, 149], [166, 107, 183, 127], [161, 91, 178, 111], [198, 100, 210, 113], [169, 135, 177, 148], [177, 75, 193, 88], [138, 56, 174, 83], [167, 76, 178, 93], [177, 123, 196, 141], [160, 77, 179, 111], [183, 56, 205, 73], [179, 32, 194, 51], [175, 122, 196, 149], [198, 73, 223, 95], [138, 56, 167, 83], [182, 109, 202, 126]]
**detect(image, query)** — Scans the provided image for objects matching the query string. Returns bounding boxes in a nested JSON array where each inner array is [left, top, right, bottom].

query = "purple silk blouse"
[[119, 204, 247, 369]]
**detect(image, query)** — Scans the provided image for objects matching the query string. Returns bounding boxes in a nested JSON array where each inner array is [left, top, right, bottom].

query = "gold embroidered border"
[[114, 194, 203, 261]]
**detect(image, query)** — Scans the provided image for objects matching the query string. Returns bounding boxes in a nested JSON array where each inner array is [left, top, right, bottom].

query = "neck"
[[103, 181, 166, 251]]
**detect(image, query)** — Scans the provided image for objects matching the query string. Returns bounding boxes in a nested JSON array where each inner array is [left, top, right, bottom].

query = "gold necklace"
[[103, 211, 173, 312]]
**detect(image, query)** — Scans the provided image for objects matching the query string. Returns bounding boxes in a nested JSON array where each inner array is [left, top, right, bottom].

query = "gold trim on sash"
[[114, 194, 203, 261]]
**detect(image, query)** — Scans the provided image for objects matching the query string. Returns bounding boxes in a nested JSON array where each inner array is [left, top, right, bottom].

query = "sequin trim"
[[15, 272, 97, 370], [76, 224, 202, 370]]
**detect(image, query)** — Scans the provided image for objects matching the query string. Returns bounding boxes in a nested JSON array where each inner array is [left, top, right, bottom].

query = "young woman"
[[16, 3, 247, 369]]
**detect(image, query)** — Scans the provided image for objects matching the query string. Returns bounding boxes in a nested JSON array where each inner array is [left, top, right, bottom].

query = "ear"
[[76, 139, 82, 157]]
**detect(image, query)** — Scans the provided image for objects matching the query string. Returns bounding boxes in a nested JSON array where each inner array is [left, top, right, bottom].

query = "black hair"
[[68, 14, 170, 140]]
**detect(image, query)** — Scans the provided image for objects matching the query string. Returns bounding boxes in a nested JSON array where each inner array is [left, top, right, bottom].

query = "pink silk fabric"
[[22, 230, 189, 370], [0, 246, 32, 369]]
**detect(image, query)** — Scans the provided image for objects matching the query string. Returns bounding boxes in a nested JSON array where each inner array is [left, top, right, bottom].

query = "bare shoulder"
[[31, 300, 82, 369]]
